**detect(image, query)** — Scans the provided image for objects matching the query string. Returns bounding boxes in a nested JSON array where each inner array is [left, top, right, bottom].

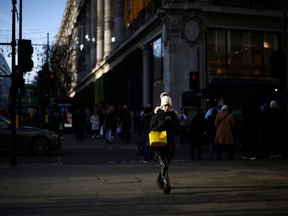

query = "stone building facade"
[[55, 0, 288, 117]]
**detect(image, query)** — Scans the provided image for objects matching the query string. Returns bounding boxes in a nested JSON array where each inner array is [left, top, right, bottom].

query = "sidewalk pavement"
[[1, 153, 288, 215]]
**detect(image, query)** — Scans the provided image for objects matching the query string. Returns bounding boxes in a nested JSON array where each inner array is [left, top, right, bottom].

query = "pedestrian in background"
[[90, 110, 100, 139], [206, 108, 218, 159], [178, 108, 189, 144], [103, 105, 117, 144], [188, 108, 207, 160], [150, 93, 180, 194], [119, 105, 132, 144], [74, 109, 85, 141], [49, 110, 62, 134], [265, 100, 283, 158], [139, 105, 154, 162], [85, 108, 92, 138], [241, 102, 260, 160], [214, 105, 234, 160]]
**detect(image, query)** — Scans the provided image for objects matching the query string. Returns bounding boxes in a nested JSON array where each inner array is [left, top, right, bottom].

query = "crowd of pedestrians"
[[185, 100, 285, 161], [69, 104, 138, 145], [41, 94, 286, 195], [40, 96, 286, 164]]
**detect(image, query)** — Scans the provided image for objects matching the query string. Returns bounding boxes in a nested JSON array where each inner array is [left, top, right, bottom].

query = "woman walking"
[[150, 93, 180, 194]]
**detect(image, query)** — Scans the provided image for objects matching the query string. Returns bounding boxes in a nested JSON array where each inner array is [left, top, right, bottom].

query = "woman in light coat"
[[90, 111, 100, 139], [214, 105, 234, 160]]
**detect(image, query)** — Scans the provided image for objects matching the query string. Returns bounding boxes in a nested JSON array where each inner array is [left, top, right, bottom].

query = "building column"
[[160, 9, 203, 110], [85, 1, 91, 72], [161, 16, 182, 110], [90, 0, 96, 68], [97, 0, 104, 62], [104, 0, 112, 58], [142, 45, 150, 107], [114, 0, 126, 47]]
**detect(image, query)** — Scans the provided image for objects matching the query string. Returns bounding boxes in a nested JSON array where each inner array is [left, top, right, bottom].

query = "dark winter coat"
[[119, 108, 131, 131], [206, 109, 218, 143], [188, 111, 208, 145], [150, 109, 180, 157], [264, 107, 282, 143], [139, 111, 154, 135], [104, 111, 117, 129]]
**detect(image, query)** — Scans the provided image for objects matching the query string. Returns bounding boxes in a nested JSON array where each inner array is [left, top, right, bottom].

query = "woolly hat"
[[270, 100, 277, 108], [160, 95, 172, 108], [221, 105, 228, 111], [160, 92, 169, 99]]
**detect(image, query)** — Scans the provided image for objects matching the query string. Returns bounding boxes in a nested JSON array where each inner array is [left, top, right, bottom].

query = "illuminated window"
[[207, 29, 280, 78]]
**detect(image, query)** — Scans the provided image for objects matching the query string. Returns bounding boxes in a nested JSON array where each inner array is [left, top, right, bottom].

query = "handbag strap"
[[216, 113, 229, 127]]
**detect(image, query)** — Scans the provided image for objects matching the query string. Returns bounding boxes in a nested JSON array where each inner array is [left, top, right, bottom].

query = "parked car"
[[0, 115, 61, 155]]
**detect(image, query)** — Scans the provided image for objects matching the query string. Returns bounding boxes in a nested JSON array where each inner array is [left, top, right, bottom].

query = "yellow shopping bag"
[[149, 131, 167, 148]]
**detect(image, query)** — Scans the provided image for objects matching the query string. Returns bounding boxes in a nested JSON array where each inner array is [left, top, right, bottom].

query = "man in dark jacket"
[[139, 106, 154, 161], [188, 108, 208, 160]]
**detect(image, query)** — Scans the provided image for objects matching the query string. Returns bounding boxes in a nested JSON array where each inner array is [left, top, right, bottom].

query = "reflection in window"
[[207, 29, 280, 79], [227, 31, 262, 76], [263, 33, 280, 76], [207, 29, 226, 75], [151, 38, 163, 80]]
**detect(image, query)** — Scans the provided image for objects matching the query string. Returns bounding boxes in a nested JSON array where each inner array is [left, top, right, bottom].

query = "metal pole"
[[17, 0, 22, 126], [10, 0, 18, 166], [283, 12, 287, 120], [19, 0, 22, 40]]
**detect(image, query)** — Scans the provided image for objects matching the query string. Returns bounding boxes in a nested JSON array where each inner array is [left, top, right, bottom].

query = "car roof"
[[0, 115, 11, 123]]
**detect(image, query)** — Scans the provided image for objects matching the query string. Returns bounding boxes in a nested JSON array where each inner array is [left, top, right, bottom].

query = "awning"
[[204, 78, 279, 96], [205, 78, 278, 89]]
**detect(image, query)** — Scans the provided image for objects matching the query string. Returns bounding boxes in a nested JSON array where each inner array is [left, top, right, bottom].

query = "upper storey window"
[[207, 29, 281, 78], [209, 0, 287, 10]]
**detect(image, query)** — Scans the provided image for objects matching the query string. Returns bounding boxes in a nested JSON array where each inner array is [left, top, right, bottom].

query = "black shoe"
[[157, 175, 164, 190], [164, 185, 171, 194], [162, 178, 171, 194]]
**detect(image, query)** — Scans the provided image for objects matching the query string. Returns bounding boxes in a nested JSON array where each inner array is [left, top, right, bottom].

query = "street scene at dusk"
[[1, 0, 288, 215]]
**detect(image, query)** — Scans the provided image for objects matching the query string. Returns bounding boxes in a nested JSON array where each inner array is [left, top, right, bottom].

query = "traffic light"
[[15, 65, 24, 89], [49, 72, 55, 79], [48, 71, 56, 88], [18, 39, 34, 72], [190, 71, 199, 91]]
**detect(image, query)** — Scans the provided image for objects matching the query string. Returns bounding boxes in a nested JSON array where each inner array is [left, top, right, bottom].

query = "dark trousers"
[[121, 129, 131, 143], [216, 144, 234, 160], [157, 154, 171, 193], [190, 143, 203, 160]]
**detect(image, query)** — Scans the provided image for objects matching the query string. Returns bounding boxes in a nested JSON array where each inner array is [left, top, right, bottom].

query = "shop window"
[[206, 29, 280, 78], [207, 29, 226, 75], [227, 31, 262, 76], [263, 33, 280, 76]]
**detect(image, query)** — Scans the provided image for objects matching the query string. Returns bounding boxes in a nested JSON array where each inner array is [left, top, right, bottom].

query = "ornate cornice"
[[159, 8, 204, 46]]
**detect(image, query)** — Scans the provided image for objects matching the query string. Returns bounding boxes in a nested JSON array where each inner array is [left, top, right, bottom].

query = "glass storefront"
[[207, 29, 281, 80]]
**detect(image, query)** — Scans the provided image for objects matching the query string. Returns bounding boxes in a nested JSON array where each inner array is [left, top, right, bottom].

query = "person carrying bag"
[[214, 105, 235, 160], [150, 92, 180, 194]]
